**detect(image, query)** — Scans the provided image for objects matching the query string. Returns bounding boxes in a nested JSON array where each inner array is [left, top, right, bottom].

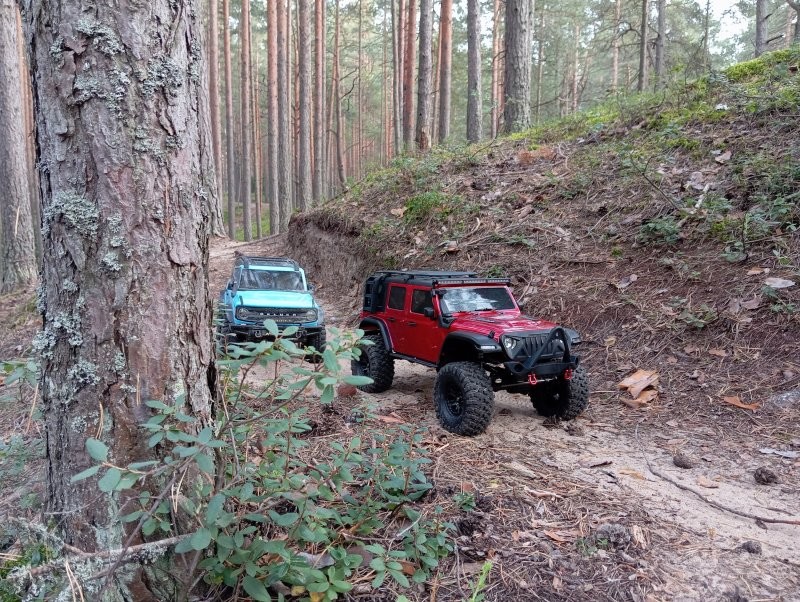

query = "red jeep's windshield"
[[438, 287, 516, 314]]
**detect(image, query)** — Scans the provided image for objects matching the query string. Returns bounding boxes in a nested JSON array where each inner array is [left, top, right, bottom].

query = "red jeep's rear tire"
[[351, 334, 394, 393], [434, 362, 494, 436], [529, 365, 589, 420]]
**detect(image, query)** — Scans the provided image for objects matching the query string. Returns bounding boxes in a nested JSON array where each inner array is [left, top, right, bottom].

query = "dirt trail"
[[211, 236, 800, 601]]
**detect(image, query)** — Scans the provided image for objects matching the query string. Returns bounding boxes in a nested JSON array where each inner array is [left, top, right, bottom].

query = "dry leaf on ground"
[[696, 476, 719, 488], [714, 150, 732, 163], [764, 277, 795, 289], [618, 468, 646, 480], [543, 529, 579, 543], [376, 413, 405, 424], [722, 396, 760, 411], [741, 295, 762, 310], [616, 274, 638, 289], [708, 348, 728, 358], [618, 369, 659, 399]]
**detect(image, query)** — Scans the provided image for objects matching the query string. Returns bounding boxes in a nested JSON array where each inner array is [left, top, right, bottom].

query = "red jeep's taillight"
[[564, 369, 573, 380]]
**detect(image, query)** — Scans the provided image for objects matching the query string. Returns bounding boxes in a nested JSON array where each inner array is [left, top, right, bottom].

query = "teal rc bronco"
[[218, 255, 326, 350]]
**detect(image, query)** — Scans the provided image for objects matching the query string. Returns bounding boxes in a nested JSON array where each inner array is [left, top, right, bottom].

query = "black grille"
[[239, 307, 309, 323], [518, 334, 564, 359]]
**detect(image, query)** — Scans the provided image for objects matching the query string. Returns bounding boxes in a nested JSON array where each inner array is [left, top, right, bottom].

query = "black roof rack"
[[234, 255, 300, 269]]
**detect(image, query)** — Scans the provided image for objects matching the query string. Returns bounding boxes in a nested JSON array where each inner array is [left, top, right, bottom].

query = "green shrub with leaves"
[[48, 323, 453, 601]]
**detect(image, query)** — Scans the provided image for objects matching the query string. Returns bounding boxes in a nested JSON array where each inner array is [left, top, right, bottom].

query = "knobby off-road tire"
[[434, 362, 494, 436], [304, 329, 327, 364], [529, 365, 589, 420], [351, 334, 394, 393]]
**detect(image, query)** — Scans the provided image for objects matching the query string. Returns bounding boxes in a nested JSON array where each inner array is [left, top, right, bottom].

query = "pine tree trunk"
[[612, 0, 621, 91], [1, 0, 36, 293], [535, 4, 544, 123], [278, 0, 292, 231], [253, 47, 263, 238], [391, 0, 403, 156], [298, 0, 312, 210], [654, 0, 666, 89], [333, 0, 346, 187], [25, 0, 216, 596], [437, 0, 453, 143], [267, 0, 280, 234], [240, 0, 253, 241], [490, 0, 502, 137], [756, 0, 767, 56], [313, 0, 326, 202], [637, 0, 649, 91], [209, 0, 223, 223], [466, 0, 483, 141], [402, 0, 417, 150], [223, 0, 237, 238], [571, 22, 579, 113], [357, 0, 364, 178], [416, 0, 433, 150], [503, 0, 533, 134], [788, 1, 800, 44]]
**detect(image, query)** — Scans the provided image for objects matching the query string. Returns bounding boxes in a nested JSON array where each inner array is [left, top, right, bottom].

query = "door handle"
[[407, 321, 417, 327], [387, 317, 396, 322]]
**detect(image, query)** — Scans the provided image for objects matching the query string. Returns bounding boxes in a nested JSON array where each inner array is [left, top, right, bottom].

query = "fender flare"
[[357, 317, 393, 351], [438, 332, 503, 366]]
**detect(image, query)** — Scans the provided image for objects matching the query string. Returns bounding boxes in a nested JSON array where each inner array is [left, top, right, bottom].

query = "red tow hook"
[[564, 369, 573, 380], [528, 373, 538, 386]]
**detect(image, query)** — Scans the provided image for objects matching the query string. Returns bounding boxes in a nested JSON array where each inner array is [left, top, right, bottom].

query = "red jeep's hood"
[[450, 311, 558, 336]]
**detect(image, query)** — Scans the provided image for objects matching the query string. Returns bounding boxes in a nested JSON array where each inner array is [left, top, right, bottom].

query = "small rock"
[[594, 523, 631, 547], [737, 541, 762, 555], [564, 422, 584, 437], [753, 467, 778, 485], [337, 383, 358, 399], [673, 453, 694, 469]]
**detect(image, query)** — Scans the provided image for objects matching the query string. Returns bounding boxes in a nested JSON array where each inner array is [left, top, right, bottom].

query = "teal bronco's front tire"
[[529, 365, 589, 420], [434, 362, 494, 436], [304, 329, 327, 363], [351, 334, 394, 393]]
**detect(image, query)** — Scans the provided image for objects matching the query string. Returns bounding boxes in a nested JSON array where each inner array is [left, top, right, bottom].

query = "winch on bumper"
[[494, 327, 580, 390]]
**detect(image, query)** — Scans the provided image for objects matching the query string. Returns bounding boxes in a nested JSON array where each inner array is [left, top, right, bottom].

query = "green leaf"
[[389, 569, 410, 588], [145, 400, 169, 410], [320, 385, 334, 404], [142, 518, 158, 536], [322, 348, 339, 372], [243, 575, 272, 601], [263, 319, 279, 337], [342, 375, 373, 386], [174, 537, 194, 554], [194, 452, 215, 474], [197, 426, 213, 444], [115, 472, 139, 491], [148, 432, 165, 448], [70, 465, 100, 482], [369, 558, 385, 572], [128, 460, 158, 470], [205, 493, 225, 525], [268, 510, 299, 527], [98, 467, 122, 492], [190, 528, 213, 551], [86, 438, 108, 462]]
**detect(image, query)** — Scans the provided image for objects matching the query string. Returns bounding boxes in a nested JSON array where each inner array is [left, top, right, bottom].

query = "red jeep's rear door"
[[406, 288, 447, 364], [384, 284, 410, 353]]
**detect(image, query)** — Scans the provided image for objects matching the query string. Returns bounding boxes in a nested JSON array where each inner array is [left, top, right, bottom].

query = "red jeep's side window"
[[387, 285, 407, 310], [410, 289, 433, 314]]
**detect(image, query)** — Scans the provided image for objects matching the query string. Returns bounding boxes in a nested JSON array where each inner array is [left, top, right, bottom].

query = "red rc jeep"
[[351, 271, 589, 436]]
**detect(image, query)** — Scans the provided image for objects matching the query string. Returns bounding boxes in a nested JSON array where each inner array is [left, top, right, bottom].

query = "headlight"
[[302, 309, 318, 322], [502, 336, 522, 357], [236, 307, 255, 320]]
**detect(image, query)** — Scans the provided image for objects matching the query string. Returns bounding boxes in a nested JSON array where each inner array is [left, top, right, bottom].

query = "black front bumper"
[[231, 324, 324, 341], [503, 327, 579, 379]]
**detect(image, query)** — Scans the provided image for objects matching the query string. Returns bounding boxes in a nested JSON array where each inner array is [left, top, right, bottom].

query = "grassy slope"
[[293, 48, 800, 414]]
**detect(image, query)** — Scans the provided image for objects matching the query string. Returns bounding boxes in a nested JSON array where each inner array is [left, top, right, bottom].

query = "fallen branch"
[[635, 425, 800, 526]]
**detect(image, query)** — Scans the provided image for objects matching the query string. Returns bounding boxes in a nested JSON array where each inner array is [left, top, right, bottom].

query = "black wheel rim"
[[443, 381, 465, 418]]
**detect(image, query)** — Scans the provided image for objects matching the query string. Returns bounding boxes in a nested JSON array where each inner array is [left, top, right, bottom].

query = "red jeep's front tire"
[[351, 334, 395, 393], [434, 362, 494, 436], [529, 365, 589, 420]]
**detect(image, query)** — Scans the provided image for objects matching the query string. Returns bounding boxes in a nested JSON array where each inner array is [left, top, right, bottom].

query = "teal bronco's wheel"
[[351, 334, 394, 393], [529, 365, 589, 420], [434, 362, 494, 436], [304, 329, 327, 363]]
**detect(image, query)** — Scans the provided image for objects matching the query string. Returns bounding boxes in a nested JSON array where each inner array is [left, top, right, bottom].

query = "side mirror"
[[226, 280, 233, 290], [423, 307, 435, 319]]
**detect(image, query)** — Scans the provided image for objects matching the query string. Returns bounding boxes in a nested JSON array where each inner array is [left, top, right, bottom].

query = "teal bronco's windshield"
[[439, 287, 515, 314], [239, 269, 305, 291]]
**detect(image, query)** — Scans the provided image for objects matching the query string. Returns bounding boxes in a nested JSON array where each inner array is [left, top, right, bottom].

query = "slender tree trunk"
[[297, 0, 312, 210], [333, 0, 346, 187], [436, 0, 453, 143], [490, 0, 502, 137], [788, 1, 800, 43], [756, 0, 767, 56], [637, 0, 649, 91], [278, 0, 292, 231], [253, 47, 263, 237], [391, 0, 403, 156], [240, 0, 253, 241], [267, 0, 280, 233], [313, 0, 326, 202], [223, 0, 236, 238], [357, 0, 364, 178], [383, 8, 390, 162], [612, 0, 621, 91], [503, 0, 533, 133], [402, 0, 417, 149], [571, 22, 579, 114], [466, 0, 483, 141], [535, 4, 544, 123], [654, 0, 666, 89], [1, 0, 36, 293], [415, 0, 433, 150], [209, 0, 223, 213], [25, 0, 216, 596]]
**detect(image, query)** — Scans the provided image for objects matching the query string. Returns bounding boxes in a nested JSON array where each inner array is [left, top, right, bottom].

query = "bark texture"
[[436, 0, 452, 143], [402, 0, 417, 149], [467, 0, 483, 141], [490, 0, 502, 137], [654, 0, 666, 89], [223, 0, 236, 237], [1, 0, 37, 293], [415, 0, 433, 151], [208, 0, 223, 232], [297, 0, 312, 210], [637, 0, 649, 91], [240, 0, 253, 240], [278, 0, 292, 230], [267, 0, 280, 233], [503, 0, 532, 134], [756, 0, 767, 56], [788, 1, 800, 44], [25, 0, 216, 596], [313, 0, 326, 202]]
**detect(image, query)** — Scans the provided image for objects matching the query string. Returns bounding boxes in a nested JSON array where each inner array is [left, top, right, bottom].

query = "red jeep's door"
[[406, 288, 447, 364], [384, 284, 410, 353]]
